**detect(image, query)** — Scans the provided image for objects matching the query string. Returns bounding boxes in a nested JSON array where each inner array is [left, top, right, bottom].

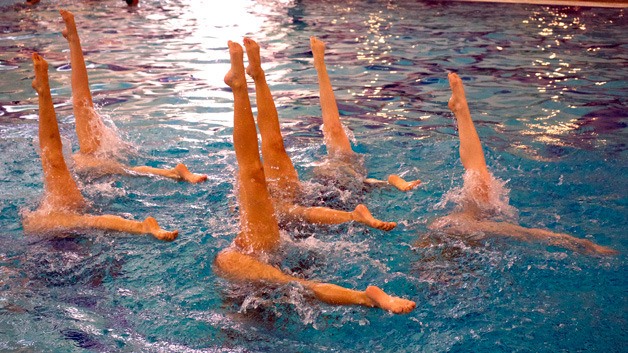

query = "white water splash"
[[434, 170, 518, 221], [89, 105, 137, 160]]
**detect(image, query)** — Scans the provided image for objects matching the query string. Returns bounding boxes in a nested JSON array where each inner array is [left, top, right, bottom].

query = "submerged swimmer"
[[23, 53, 178, 241], [59, 10, 207, 183], [214, 41, 415, 314], [427, 72, 617, 256], [241, 36, 420, 231]]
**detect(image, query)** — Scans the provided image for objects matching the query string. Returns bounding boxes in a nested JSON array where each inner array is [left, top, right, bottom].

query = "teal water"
[[0, 0, 626, 352]]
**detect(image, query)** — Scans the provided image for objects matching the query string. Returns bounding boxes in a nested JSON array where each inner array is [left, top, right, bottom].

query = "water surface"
[[0, 1, 626, 352]]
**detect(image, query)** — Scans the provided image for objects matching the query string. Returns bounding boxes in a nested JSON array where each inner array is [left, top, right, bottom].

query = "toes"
[[380, 222, 396, 231], [156, 230, 178, 241]]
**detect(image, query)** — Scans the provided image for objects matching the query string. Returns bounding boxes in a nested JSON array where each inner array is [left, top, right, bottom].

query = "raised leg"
[[243, 38, 300, 197], [283, 203, 396, 231], [311, 36, 354, 157], [214, 249, 415, 314], [60, 9, 104, 154], [225, 40, 280, 253], [447, 72, 491, 202], [31, 53, 86, 212]]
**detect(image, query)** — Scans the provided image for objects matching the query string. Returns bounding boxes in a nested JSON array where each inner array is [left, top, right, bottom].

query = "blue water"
[[1, 0, 626, 352]]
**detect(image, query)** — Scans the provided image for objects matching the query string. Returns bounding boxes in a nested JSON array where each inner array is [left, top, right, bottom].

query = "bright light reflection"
[[147, 0, 296, 126], [522, 7, 598, 117]]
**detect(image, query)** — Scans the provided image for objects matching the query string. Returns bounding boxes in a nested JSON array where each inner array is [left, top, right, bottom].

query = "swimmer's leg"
[[61, 10, 207, 183], [23, 213, 178, 241], [364, 175, 422, 192], [60, 9, 103, 154], [284, 203, 396, 231], [311, 36, 354, 157], [243, 38, 300, 195], [447, 72, 490, 201], [28, 54, 178, 240], [72, 153, 208, 183], [225, 40, 280, 253], [473, 219, 618, 256], [214, 249, 415, 314], [448, 73, 488, 173], [129, 164, 208, 183], [386, 174, 422, 191], [31, 53, 86, 211]]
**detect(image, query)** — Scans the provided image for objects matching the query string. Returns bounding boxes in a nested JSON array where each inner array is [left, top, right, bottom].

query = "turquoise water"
[[1, 0, 626, 352]]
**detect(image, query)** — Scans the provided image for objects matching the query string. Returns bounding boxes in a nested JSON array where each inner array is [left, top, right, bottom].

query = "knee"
[[240, 164, 266, 185], [262, 135, 286, 152], [214, 249, 235, 269], [214, 249, 244, 277]]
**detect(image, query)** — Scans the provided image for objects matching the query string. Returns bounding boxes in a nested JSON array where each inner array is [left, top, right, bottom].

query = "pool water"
[[1, 0, 626, 352]]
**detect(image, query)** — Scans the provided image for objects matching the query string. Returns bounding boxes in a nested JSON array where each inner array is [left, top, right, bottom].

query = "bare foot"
[[59, 9, 78, 41], [352, 204, 396, 231], [243, 37, 264, 80], [142, 217, 178, 241], [589, 243, 619, 256], [447, 72, 468, 114], [174, 163, 208, 183], [388, 174, 421, 192], [224, 41, 246, 90], [570, 237, 618, 256], [310, 36, 326, 68], [31, 53, 49, 94], [365, 286, 416, 314]]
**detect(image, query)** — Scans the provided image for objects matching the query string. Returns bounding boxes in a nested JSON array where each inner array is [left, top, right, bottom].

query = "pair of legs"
[[214, 41, 415, 314], [310, 37, 421, 191], [430, 73, 616, 256], [59, 10, 206, 183], [243, 36, 419, 231], [23, 53, 177, 241]]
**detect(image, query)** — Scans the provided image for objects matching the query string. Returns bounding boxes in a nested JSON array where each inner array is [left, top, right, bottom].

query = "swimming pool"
[[0, 0, 626, 351]]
